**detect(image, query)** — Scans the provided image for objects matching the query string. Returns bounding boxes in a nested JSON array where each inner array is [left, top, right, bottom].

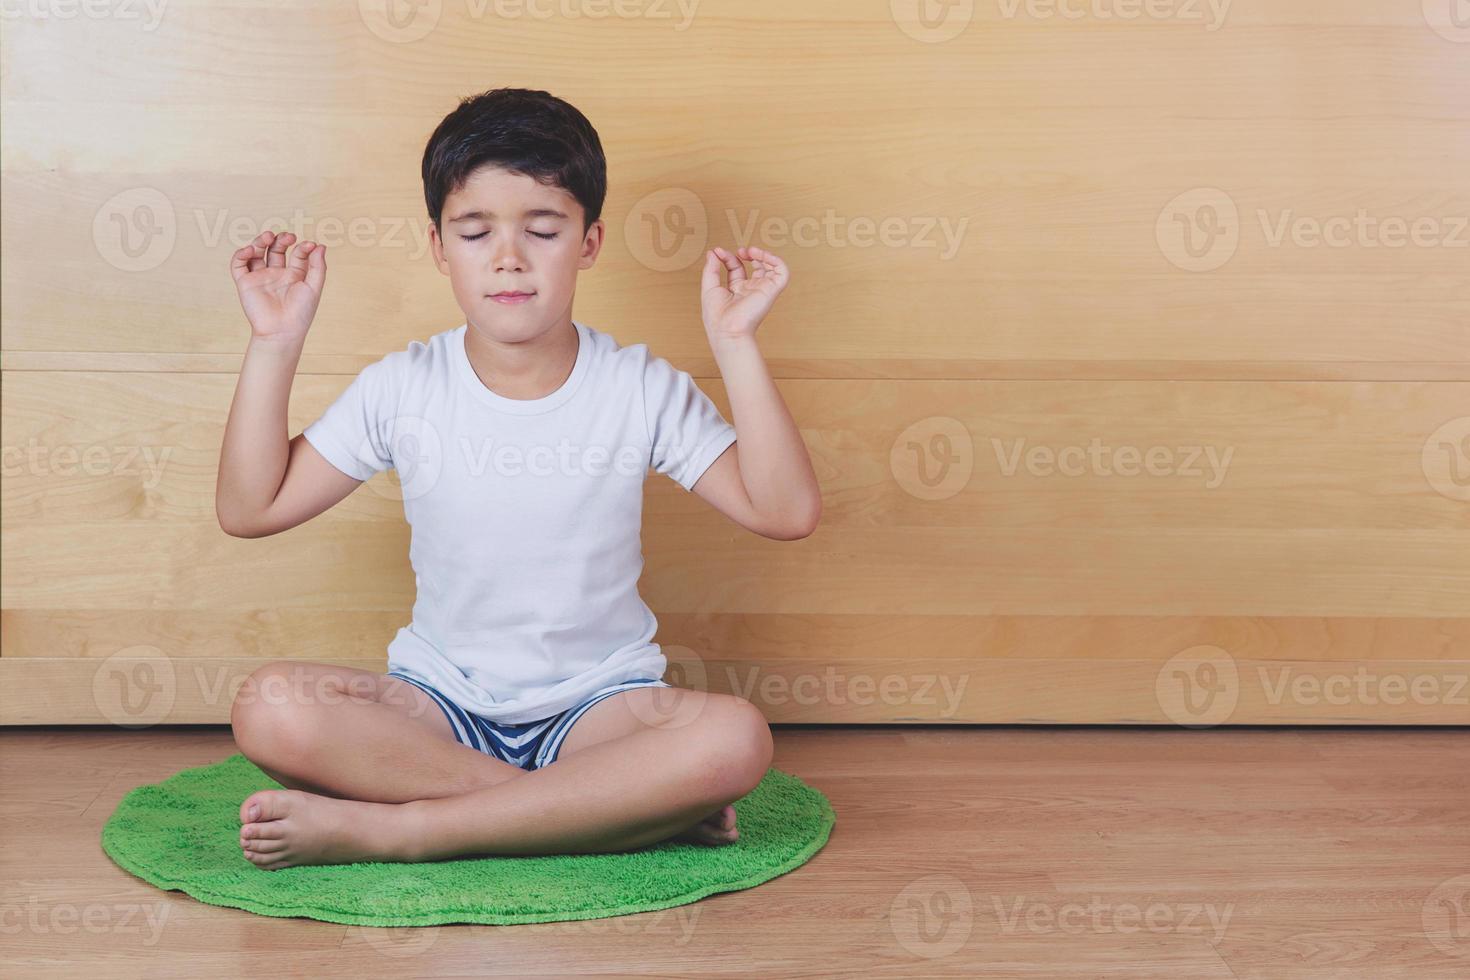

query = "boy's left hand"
[[701, 245, 790, 342]]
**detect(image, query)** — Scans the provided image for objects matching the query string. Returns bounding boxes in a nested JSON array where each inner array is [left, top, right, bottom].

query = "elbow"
[[216, 504, 263, 539], [216, 503, 241, 537], [771, 495, 822, 541], [216, 487, 246, 537], [795, 493, 823, 538], [218, 514, 254, 538]]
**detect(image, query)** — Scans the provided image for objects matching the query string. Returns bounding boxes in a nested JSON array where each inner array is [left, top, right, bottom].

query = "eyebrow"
[[447, 207, 569, 223]]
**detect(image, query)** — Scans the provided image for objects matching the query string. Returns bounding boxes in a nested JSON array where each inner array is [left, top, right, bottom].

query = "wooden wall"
[[2, 2, 1467, 725]]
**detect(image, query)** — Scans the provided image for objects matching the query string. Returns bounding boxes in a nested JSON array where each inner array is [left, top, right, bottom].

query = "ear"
[[428, 221, 450, 275], [578, 218, 605, 271]]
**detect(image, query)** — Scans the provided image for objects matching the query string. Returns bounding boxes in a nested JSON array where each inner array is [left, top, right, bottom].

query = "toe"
[[673, 806, 742, 846], [244, 849, 293, 871], [240, 789, 291, 825], [695, 822, 738, 845], [700, 805, 737, 833], [242, 821, 284, 841]]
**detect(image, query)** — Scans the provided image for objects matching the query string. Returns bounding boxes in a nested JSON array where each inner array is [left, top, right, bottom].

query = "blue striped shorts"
[[386, 670, 671, 771]]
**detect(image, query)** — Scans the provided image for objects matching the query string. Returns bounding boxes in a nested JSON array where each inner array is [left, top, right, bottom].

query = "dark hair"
[[421, 88, 606, 236]]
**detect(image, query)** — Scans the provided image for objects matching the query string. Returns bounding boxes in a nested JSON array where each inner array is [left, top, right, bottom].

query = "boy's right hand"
[[229, 230, 327, 345]]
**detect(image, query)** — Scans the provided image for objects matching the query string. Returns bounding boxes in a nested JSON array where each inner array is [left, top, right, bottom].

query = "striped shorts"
[[386, 670, 671, 771]]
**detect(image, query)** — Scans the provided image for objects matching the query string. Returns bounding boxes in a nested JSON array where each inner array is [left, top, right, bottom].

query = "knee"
[[229, 660, 319, 762], [693, 697, 774, 802]]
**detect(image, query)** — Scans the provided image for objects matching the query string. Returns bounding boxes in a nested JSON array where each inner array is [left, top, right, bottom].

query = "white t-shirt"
[[301, 319, 737, 723]]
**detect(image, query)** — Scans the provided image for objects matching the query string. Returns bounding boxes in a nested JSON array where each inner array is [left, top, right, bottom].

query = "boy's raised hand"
[[229, 230, 327, 345], [701, 245, 789, 343]]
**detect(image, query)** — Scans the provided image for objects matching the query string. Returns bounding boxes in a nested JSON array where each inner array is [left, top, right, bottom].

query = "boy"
[[216, 88, 821, 869]]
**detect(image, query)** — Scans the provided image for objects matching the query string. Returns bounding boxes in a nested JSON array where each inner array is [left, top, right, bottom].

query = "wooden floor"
[[1, 725, 1466, 978]]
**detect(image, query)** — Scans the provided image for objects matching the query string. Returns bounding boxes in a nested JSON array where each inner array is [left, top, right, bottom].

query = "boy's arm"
[[216, 334, 364, 538], [689, 335, 821, 540], [217, 229, 361, 538], [690, 245, 821, 539]]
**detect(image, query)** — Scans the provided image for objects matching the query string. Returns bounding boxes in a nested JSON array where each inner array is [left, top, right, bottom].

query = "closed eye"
[[461, 231, 559, 242]]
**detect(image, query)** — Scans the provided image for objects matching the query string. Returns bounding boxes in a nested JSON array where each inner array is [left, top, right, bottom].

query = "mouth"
[[488, 291, 536, 304]]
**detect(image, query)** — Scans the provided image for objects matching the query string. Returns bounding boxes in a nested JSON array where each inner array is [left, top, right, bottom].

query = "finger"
[[744, 245, 781, 275], [229, 242, 257, 283], [714, 245, 746, 283], [287, 239, 316, 280], [304, 242, 326, 293], [700, 248, 723, 294], [244, 230, 276, 275], [266, 231, 294, 268], [744, 246, 788, 286], [712, 245, 747, 287], [744, 245, 782, 265]]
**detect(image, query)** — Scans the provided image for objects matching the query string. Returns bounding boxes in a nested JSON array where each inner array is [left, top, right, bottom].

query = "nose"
[[492, 239, 526, 274]]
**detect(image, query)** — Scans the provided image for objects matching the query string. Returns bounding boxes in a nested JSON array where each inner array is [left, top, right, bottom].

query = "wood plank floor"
[[1, 726, 1466, 978]]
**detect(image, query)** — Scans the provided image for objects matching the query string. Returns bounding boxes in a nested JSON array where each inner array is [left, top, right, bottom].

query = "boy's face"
[[428, 164, 603, 340]]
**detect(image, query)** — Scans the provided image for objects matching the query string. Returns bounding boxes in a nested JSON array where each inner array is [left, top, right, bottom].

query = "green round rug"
[[101, 753, 835, 927]]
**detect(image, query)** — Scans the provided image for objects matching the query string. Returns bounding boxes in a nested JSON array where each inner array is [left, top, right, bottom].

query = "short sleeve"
[[643, 351, 738, 492], [302, 356, 399, 482]]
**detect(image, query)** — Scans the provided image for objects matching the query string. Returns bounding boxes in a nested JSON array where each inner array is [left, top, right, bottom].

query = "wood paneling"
[[2, 1, 1467, 723]]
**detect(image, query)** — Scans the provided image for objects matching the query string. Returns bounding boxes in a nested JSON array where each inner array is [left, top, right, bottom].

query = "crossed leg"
[[230, 661, 521, 801], [230, 660, 773, 868], [231, 661, 741, 841]]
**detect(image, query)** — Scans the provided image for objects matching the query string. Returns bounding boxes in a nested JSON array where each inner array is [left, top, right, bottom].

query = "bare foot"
[[240, 789, 740, 866], [672, 804, 739, 846], [238, 788, 414, 870]]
